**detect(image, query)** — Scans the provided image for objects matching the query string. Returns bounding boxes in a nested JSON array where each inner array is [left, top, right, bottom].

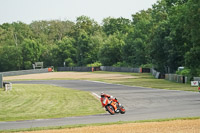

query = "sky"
[[0, 0, 158, 25]]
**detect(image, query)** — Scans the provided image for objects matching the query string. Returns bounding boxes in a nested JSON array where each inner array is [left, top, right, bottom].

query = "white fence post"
[[5, 83, 12, 91]]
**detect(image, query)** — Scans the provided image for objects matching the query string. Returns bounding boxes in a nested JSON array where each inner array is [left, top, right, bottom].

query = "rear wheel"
[[119, 106, 126, 114], [106, 105, 115, 115]]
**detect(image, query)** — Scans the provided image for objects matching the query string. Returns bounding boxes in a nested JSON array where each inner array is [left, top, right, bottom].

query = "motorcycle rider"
[[101, 92, 120, 112]]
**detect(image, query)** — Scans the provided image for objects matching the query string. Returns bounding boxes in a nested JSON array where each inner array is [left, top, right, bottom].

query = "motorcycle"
[[100, 94, 125, 115]]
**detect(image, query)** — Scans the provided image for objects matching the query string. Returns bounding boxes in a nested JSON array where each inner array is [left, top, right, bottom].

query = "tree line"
[[0, 0, 199, 77]]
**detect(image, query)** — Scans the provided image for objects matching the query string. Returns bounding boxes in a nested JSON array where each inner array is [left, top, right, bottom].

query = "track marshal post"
[[198, 82, 200, 93]]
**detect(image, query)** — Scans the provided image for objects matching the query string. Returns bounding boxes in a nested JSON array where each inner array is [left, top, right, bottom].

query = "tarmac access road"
[[0, 80, 200, 130]]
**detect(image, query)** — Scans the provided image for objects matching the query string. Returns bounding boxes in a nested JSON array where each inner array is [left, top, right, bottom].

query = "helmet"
[[101, 92, 105, 96]]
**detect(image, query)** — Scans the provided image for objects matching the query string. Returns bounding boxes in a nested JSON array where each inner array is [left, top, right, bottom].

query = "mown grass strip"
[[91, 71, 198, 92], [0, 84, 105, 122], [2, 117, 200, 132]]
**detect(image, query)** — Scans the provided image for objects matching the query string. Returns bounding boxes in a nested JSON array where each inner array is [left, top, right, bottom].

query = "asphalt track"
[[1, 80, 200, 130]]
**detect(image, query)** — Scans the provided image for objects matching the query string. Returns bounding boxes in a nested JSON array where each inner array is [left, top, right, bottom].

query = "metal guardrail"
[[0, 73, 2, 88], [1, 68, 49, 77], [165, 74, 187, 83], [151, 69, 161, 79], [57, 67, 93, 72], [194, 77, 200, 81], [100, 66, 140, 73]]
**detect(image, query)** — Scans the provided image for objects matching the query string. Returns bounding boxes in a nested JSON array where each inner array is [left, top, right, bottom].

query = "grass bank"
[[89, 71, 197, 92], [0, 84, 104, 121]]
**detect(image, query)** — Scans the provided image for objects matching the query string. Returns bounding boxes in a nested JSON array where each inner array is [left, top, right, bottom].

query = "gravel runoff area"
[[3, 72, 136, 80], [19, 119, 200, 133]]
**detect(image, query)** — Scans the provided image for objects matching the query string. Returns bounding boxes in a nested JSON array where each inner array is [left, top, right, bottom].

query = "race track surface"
[[1, 80, 200, 130]]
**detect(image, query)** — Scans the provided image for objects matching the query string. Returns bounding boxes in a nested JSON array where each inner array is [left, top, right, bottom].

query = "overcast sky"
[[0, 0, 158, 24]]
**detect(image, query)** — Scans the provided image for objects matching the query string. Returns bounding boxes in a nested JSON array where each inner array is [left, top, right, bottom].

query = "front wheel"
[[106, 105, 115, 115], [119, 106, 126, 114]]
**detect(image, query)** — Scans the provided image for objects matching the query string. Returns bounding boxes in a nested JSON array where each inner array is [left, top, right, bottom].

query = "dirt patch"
[[19, 119, 200, 133], [4, 72, 136, 81]]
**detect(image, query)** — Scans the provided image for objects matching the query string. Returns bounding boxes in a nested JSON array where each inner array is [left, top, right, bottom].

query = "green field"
[[90, 72, 197, 92], [0, 84, 104, 121]]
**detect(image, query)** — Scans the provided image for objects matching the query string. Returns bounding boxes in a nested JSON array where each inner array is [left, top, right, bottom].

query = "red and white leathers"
[[100, 93, 119, 111]]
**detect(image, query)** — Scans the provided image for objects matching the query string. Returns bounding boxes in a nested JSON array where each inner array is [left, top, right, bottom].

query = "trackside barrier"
[[194, 77, 200, 81], [100, 66, 140, 73], [141, 68, 151, 73], [57, 67, 93, 72], [0, 73, 2, 88], [150, 69, 161, 79], [58, 66, 149, 73], [151, 68, 190, 83], [165, 74, 187, 83], [2, 68, 49, 77]]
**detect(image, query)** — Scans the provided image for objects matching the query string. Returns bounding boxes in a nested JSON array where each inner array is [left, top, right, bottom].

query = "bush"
[[87, 62, 102, 67], [196, 68, 200, 77], [176, 68, 191, 76], [140, 64, 153, 68], [24, 61, 32, 69], [113, 62, 129, 67]]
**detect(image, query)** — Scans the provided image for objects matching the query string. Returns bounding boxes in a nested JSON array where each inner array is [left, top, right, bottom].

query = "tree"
[[12, 22, 33, 45], [73, 16, 102, 66], [75, 30, 91, 66], [102, 17, 132, 36], [0, 46, 22, 71], [56, 37, 77, 67], [74, 16, 100, 36], [29, 21, 49, 45], [183, 0, 200, 76], [30, 20, 74, 45], [89, 31, 105, 64], [150, 20, 171, 73], [0, 23, 16, 46], [123, 9, 152, 67], [99, 33, 125, 66], [21, 39, 43, 69]]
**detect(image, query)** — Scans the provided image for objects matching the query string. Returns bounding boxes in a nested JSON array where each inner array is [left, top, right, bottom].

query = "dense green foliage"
[[0, 0, 199, 76]]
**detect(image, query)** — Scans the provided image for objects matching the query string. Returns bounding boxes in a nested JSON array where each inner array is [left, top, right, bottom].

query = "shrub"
[[140, 64, 153, 68], [113, 62, 129, 67], [87, 62, 102, 67]]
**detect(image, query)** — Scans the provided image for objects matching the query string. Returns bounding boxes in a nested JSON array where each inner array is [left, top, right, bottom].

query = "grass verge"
[[91, 71, 197, 92], [0, 84, 105, 121]]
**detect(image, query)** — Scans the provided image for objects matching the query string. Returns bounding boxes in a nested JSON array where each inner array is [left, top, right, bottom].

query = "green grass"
[[105, 78, 196, 91], [90, 71, 197, 92], [0, 84, 105, 121]]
